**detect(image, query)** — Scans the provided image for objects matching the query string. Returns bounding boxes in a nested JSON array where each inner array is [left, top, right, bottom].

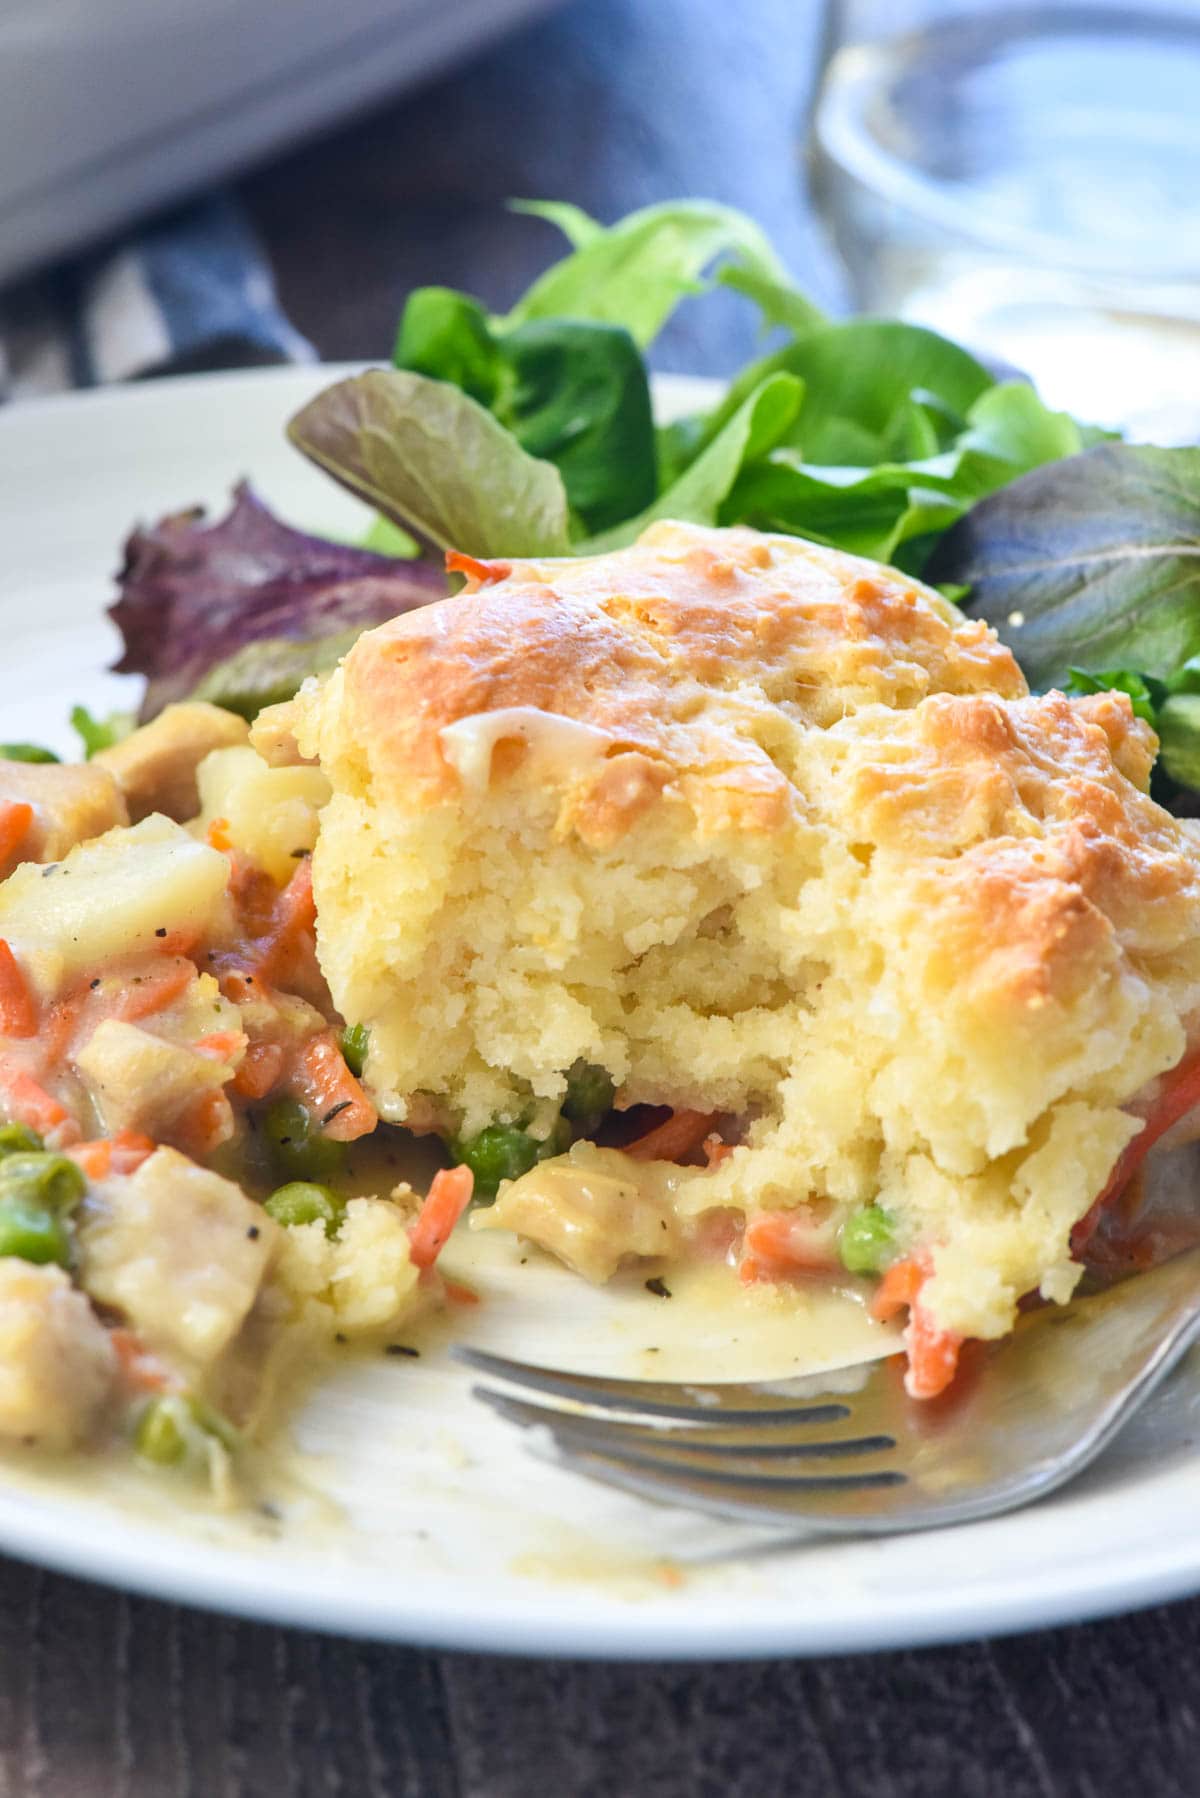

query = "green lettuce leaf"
[[721, 381, 1081, 567], [503, 199, 801, 349], [582, 373, 804, 554], [287, 369, 572, 559], [394, 289, 656, 533]]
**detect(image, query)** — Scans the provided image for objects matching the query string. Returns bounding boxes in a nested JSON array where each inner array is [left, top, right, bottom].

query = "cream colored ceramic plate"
[[1, 364, 1198, 1657]]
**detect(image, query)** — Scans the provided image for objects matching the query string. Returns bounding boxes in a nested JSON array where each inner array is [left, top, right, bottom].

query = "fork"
[[454, 1246, 1200, 1534]]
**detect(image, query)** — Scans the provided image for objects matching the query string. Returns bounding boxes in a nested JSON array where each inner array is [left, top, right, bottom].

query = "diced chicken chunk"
[[94, 703, 249, 823], [78, 1147, 279, 1370], [473, 1144, 685, 1282], [0, 1260, 116, 1449], [0, 760, 128, 877], [75, 1018, 238, 1139], [0, 816, 230, 999], [195, 746, 330, 884]]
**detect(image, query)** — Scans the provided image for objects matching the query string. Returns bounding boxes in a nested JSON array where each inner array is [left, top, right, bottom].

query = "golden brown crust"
[[336, 521, 1027, 842]]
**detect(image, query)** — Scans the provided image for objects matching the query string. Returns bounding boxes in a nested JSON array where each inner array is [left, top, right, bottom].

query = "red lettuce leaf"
[[111, 481, 445, 720]]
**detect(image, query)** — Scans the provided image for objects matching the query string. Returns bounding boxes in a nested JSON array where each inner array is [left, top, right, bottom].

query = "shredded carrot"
[[109, 1328, 172, 1394], [442, 1277, 481, 1307], [408, 1165, 475, 1270], [870, 1254, 927, 1323], [206, 816, 232, 852], [293, 1032, 377, 1142], [738, 1209, 838, 1284], [0, 939, 36, 1037], [69, 1130, 156, 1181], [41, 990, 86, 1064], [175, 1088, 234, 1159], [625, 1110, 717, 1163], [253, 857, 316, 984], [219, 969, 268, 1006], [111, 959, 194, 1024], [1072, 1046, 1200, 1255], [0, 1069, 78, 1143], [869, 1254, 961, 1400], [904, 1304, 963, 1401], [110, 1129, 156, 1174], [69, 1139, 112, 1180], [153, 927, 202, 958], [446, 550, 512, 586], [0, 801, 33, 869], [231, 1039, 285, 1100], [193, 1030, 247, 1063]]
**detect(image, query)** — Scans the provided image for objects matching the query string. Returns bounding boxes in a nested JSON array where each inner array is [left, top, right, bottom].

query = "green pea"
[[261, 1097, 345, 1183], [0, 743, 59, 764], [0, 1151, 87, 1213], [134, 1396, 189, 1466], [339, 1023, 370, 1079], [838, 1205, 897, 1277], [0, 1123, 43, 1158], [452, 1115, 570, 1201], [0, 1198, 69, 1266], [563, 1062, 616, 1132], [264, 1181, 347, 1238]]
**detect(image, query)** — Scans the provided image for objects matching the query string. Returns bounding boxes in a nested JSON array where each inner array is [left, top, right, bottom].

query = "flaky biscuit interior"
[[276, 521, 1200, 1337]]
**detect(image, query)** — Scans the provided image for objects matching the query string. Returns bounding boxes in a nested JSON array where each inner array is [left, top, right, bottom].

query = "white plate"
[[1, 364, 1198, 1658]]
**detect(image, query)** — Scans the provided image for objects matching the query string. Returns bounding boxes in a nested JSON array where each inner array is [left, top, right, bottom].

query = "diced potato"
[[0, 1261, 116, 1449], [94, 703, 249, 823], [473, 1144, 686, 1282], [0, 760, 128, 876], [75, 1018, 237, 1138], [195, 746, 330, 885], [78, 1147, 279, 1370], [0, 816, 230, 998]]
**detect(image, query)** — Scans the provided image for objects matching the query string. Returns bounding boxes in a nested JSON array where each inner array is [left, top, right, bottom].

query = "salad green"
[[106, 197, 1200, 797]]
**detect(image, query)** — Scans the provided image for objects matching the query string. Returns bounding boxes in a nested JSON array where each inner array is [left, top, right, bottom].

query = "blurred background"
[[3, 0, 1199, 435]]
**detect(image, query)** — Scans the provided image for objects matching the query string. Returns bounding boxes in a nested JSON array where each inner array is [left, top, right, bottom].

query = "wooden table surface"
[[5, 2, 1198, 1792]]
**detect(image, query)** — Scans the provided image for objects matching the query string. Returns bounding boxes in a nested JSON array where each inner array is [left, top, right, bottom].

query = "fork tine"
[[452, 1346, 855, 1424], [548, 1441, 911, 1533], [477, 1388, 896, 1462]]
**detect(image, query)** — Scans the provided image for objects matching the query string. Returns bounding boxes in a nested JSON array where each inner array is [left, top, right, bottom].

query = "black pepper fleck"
[[385, 1343, 420, 1358], [40, 865, 58, 878], [154, 927, 167, 938], [247, 1226, 260, 1240], [334, 1332, 347, 1344], [322, 1100, 352, 1125], [89, 979, 100, 990], [644, 1277, 672, 1299]]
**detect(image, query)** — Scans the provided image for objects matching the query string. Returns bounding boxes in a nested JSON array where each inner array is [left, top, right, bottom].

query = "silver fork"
[[454, 1246, 1200, 1534]]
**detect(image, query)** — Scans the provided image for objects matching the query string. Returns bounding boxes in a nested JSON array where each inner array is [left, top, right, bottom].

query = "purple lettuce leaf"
[[111, 481, 446, 719]]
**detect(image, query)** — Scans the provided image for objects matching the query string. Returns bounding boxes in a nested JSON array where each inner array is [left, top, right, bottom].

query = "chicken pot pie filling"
[[2, 522, 1199, 1478]]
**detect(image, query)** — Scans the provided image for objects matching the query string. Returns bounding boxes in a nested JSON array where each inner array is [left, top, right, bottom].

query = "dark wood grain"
[[3, 0, 1198, 1792]]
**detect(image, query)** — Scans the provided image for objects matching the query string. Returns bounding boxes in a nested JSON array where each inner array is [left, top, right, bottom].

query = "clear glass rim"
[[813, 22, 1200, 283]]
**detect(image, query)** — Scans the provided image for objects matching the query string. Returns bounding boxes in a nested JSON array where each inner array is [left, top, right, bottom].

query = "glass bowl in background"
[[808, 1, 1200, 439]]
